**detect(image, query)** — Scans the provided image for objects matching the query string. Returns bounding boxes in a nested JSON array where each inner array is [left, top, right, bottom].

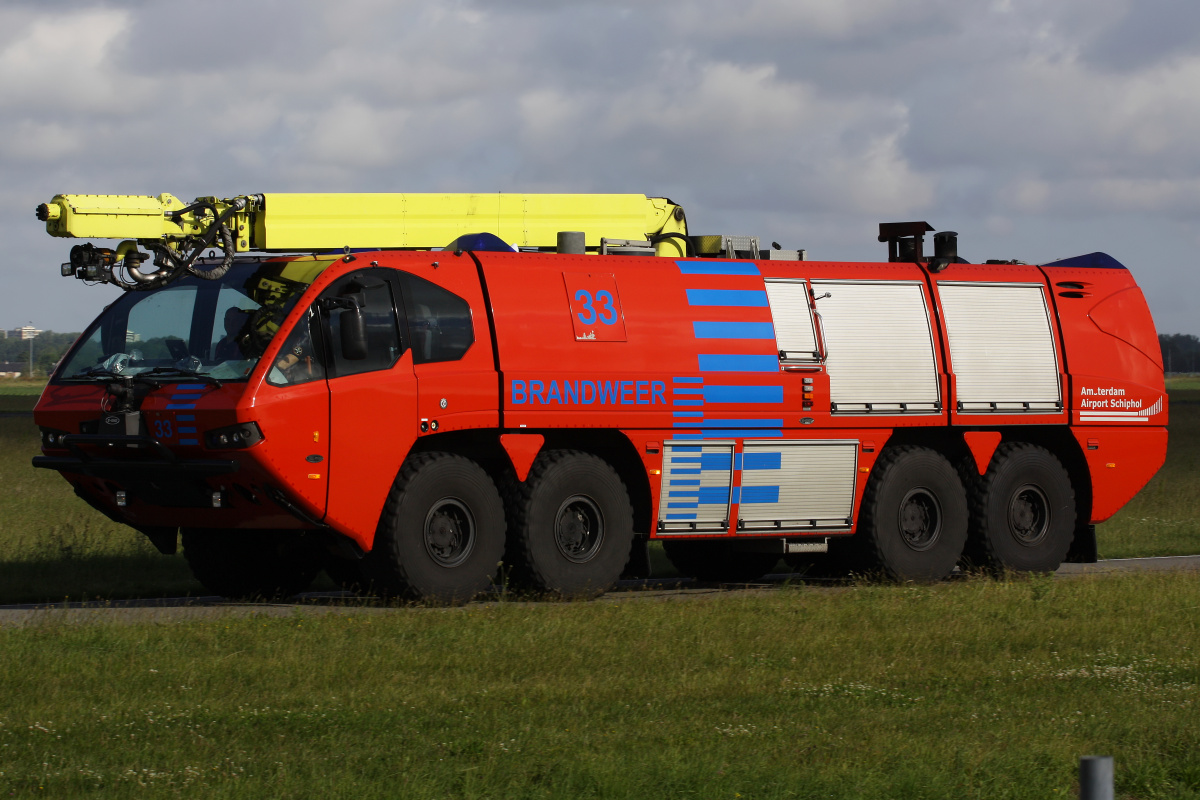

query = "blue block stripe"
[[666, 513, 698, 520], [672, 387, 704, 395], [743, 452, 782, 470], [741, 486, 781, 504], [686, 289, 769, 307], [176, 414, 195, 421], [672, 411, 704, 418], [703, 385, 784, 404], [699, 429, 782, 438], [698, 354, 779, 372], [177, 427, 197, 434], [170, 393, 203, 401], [672, 377, 704, 384], [676, 260, 762, 276], [671, 468, 701, 475], [166, 404, 196, 410], [174, 384, 206, 391], [671, 445, 703, 452], [179, 438, 199, 446], [667, 502, 699, 509], [674, 418, 784, 429], [669, 479, 701, 486], [693, 321, 776, 340]]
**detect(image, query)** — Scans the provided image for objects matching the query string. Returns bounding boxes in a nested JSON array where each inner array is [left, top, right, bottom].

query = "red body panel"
[[33, 248, 1167, 551]]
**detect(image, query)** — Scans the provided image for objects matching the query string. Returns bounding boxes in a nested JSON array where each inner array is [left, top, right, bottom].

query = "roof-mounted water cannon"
[[38, 193, 262, 291], [878, 222, 959, 272]]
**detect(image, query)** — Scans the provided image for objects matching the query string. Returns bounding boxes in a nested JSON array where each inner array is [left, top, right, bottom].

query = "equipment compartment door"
[[738, 441, 858, 532], [657, 441, 734, 534], [936, 282, 1062, 412], [811, 280, 940, 414]]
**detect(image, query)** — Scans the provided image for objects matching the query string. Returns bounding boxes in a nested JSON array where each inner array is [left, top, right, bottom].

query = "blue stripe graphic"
[[742, 486, 781, 504], [743, 452, 782, 470], [677, 260, 762, 276], [674, 419, 785, 429], [698, 354, 779, 372], [671, 445, 703, 452], [693, 321, 776, 340], [672, 377, 704, 384], [667, 502, 699, 509], [672, 387, 704, 395], [666, 513, 698, 520], [176, 415, 195, 421], [177, 427, 197, 434], [698, 429, 783, 438], [669, 479, 701, 486], [174, 384, 206, 391], [686, 289, 769, 307], [166, 404, 196, 410], [672, 411, 704, 418], [672, 468, 701, 475], [703, 385, 784, 404], [179, 438, 199, 446], [700, 453, 732, 469], [170, 393, 203, 401]]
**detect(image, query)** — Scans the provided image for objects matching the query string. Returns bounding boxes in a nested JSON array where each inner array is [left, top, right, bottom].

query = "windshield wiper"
[[136, 367, 224, 387], [63, 367, 125, 382]]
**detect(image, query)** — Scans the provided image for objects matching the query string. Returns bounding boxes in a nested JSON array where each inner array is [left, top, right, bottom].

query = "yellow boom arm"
[[37, 192, 689, 256]]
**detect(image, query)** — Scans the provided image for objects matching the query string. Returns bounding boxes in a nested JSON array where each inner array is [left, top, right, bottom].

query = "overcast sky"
[[3, 0, 1199, 336]]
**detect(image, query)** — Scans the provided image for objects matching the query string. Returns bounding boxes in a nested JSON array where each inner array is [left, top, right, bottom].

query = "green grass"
[[1166, 375, 1200, 391], [1, 573, 1198, 799], [1095, 392, 1200, 558], [0, 380, 47, 396]]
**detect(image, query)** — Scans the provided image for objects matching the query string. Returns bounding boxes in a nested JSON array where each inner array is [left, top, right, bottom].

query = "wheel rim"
[[423, 498, 476, 567], [897, 487, 942, 551], [1008, 484, 1051, 546], [554, 495, 605, 563]]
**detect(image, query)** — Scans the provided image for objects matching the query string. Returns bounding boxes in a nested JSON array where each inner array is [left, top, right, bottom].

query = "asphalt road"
[[1, 555, 1196, 629]]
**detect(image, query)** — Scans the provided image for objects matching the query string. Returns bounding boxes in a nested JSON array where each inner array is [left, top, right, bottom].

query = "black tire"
[[858, 446, 968, 582], [363, 452, 506, 604], [662, 539, 781, 582], [181, 529, 321, 600], [505, 450, 635, 598], [966, 443, 1075, 573]]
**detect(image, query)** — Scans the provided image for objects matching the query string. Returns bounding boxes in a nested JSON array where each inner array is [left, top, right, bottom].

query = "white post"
[[1079, 756, 1113, 800]]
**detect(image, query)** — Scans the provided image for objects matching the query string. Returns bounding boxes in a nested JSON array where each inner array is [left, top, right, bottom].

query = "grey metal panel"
[[937, 283, 1061, 409], [811, 280, 940, 412], [764, 279, 819, 362], [657, 441, 734, 533], [738, 441, 858, 531]]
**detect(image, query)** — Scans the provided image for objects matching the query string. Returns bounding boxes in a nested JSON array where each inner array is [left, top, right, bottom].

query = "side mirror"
[[340, 306, 368, 360]]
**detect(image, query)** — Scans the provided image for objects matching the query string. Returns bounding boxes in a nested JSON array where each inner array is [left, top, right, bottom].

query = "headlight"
[[205, 421, 264, 450]]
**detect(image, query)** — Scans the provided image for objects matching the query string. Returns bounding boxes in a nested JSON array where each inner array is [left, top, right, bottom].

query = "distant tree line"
[[1160, 334, 1200, 373], [0, 331, 81, 377]]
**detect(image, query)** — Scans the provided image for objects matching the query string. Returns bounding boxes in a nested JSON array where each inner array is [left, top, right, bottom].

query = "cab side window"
[[267, 306, 326, 387], [325, 272, 405, 378], [400, 274, 474, 364]]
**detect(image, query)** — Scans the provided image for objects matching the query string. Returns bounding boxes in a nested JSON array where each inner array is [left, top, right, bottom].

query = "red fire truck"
[[32, 193, 1167, 601]]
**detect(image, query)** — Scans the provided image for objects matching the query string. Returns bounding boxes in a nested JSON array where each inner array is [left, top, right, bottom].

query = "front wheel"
[[505, 450, 635, 598], [363, 452, 506, 604], [965, 443, 1075, 573], [858, 446, 968, 582]]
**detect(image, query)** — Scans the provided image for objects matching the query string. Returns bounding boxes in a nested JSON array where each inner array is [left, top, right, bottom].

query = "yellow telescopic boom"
[[37, 192, 688, 255]]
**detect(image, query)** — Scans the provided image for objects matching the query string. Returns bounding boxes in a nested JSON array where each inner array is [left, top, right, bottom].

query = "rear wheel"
[[505, 450, 635, 598], [966, 443, 1075, 573], [662, 539, 781, 582], [363, 452, 506, 604], [858, 446, 968, 582], [181, 529, 322, 600]]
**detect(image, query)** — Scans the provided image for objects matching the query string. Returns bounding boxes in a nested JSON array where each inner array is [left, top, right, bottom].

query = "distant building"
[[0, 361, 23, 378], [8, 325, 41, 340]]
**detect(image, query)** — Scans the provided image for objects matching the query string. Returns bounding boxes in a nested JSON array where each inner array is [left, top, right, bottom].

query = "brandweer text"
[[511, 379, 667, 406]]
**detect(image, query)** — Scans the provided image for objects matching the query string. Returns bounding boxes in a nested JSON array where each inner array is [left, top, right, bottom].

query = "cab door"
[[320, 268, 418, 548]]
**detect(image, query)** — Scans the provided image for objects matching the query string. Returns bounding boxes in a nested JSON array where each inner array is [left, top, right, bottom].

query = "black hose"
[[649, 231, 695, 257]]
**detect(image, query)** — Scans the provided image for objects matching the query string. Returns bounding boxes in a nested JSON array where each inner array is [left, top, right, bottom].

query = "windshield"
[[56, 257, 335, 382]]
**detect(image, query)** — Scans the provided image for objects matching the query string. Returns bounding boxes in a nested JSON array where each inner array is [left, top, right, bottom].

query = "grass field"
[[1, 572, 1198, 799], [0, 388, 1196, 604]]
